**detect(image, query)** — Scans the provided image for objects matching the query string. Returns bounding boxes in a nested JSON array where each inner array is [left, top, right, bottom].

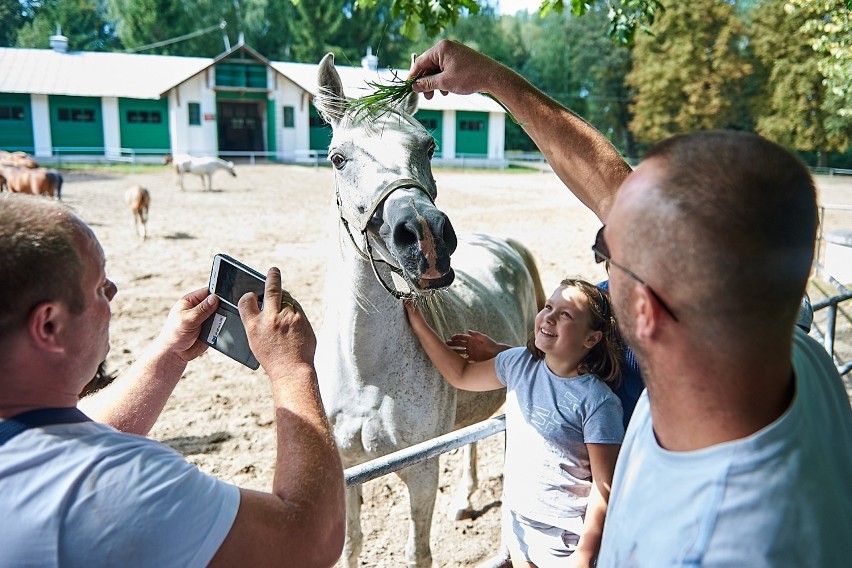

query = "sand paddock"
[[56, 163, 851, 567]]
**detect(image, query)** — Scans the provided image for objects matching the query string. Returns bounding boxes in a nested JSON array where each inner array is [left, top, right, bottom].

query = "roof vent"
[[361, 46, 378, 71], [49, 25, 68, 53]]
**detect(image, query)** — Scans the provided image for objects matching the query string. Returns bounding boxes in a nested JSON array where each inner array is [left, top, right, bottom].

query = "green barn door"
[[455, 111, 488, 156], [0, 93, 35, 152], [119, 98, 170, 152], [49, 95, 104, 154], [415, 110, 443, 157], [309, 105, 332, 151]]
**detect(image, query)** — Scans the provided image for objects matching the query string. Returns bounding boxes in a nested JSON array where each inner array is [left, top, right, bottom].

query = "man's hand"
[[408, 39, 502, 100], [153, 287, 218, 363], [238, 267, 316, 380]]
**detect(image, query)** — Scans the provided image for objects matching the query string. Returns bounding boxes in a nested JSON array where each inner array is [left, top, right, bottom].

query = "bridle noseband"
[[336, 177, 436, 300]]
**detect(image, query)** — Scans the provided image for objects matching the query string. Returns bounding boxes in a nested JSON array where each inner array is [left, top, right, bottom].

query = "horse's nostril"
[[393, 221, 419, 249]]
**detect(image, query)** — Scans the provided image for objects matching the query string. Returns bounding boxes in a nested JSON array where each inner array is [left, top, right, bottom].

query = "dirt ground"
[[59, 163, 852, 567]]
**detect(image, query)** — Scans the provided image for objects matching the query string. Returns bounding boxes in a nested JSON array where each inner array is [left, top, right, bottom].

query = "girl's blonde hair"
[[525, 278, 624, 387]]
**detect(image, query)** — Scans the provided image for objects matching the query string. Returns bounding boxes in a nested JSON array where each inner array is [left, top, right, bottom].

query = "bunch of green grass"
[[346, 72, 522, 125]]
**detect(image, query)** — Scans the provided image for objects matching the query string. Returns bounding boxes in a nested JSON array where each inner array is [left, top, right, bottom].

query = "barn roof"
[[0, 47, 210, 100], [0, 45, 505, 114]]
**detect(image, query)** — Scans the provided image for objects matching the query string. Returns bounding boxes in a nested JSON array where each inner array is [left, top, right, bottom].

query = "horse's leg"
[[449, 441, 478, 521], [397, 458, 439, 568], [341, 483, 363, 568]]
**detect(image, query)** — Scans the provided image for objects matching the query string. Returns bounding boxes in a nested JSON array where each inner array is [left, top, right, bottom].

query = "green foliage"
[[0, 0, 29, 46], [16, 0, 122, 51], [627, 0, 751, 143], [749, 0, 848, 158]]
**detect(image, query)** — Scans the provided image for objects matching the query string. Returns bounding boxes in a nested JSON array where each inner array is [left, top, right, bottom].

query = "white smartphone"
[[200, 254, 266, 369]]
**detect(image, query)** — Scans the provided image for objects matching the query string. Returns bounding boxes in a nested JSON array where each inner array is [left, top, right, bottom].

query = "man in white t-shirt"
[[0, 194, 345, 567], [407, 40, 852, 566]]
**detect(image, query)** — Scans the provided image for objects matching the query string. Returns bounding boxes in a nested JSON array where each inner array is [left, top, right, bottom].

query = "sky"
[[492, 0, 544, 15]]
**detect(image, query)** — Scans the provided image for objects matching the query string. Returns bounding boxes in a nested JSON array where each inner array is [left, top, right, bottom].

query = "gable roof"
[[0, 45, 504, 114], [0, 47, 209, 100]]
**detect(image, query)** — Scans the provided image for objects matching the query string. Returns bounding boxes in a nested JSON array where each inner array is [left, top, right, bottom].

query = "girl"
[[405, 278, 624, 568]]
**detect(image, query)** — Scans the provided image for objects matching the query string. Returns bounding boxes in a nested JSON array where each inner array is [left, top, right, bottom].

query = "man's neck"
[[644, 346, 795, 452]]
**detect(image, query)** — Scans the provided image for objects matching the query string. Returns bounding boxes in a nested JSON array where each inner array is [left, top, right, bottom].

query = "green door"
[[455, 111, 488, 156], [309, 105, 332, 151], [0, 93, 34, 152], [119, 98, 170, 151], [49, 95, 104, 154], [415, 110, 443, 157]]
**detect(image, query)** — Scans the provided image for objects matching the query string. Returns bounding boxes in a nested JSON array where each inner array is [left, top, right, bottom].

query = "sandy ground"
[[58, 163, 851, 567]]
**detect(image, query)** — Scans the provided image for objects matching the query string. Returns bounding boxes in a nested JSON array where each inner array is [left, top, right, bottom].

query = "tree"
[[789, 0, 851, 153], [16, 0, 121, 51], [749, 0, 848, 164], [0, 0, 29, 46], [626, 0, 751, 143], [354, 0, 665, 45]]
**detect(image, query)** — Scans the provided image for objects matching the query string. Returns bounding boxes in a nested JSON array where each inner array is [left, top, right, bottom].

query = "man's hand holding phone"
[[238, 267, 317, 381]]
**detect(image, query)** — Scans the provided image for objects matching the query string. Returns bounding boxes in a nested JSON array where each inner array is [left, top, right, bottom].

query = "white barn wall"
[[168, 72, 218, 156], [488, 112, 505, 160], [30, 94, 52, 157], [101, 97, 121, 158], [441, 110, 456, 160]]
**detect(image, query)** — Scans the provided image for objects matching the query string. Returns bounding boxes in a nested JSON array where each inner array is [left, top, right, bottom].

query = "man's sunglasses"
[[592, 226, 679, 322]]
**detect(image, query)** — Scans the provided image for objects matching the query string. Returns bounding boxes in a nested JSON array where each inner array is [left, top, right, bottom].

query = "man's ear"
[[27, 302, 67, 354], [632, 285, 660, 341]]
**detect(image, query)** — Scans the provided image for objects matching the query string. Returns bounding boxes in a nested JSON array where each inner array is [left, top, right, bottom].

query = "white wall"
[[101, 97, 121, 157], [488, 112, 505, 160], [168, 71, 219, 156], [441, 110, 457, 160], [30, 94, 52, 157]]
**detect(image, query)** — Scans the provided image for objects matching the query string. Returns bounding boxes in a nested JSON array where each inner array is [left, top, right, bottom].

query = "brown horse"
[[0, 166, 63, 199], [0, 151, 39, 169], [125, 185, 150, 240]]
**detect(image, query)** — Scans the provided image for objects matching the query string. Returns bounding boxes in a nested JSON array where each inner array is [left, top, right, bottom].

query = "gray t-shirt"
[[495, 347, 624, 525]]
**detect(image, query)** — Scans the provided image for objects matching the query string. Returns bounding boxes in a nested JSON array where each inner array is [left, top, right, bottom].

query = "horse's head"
[[315, 53, 458, 296]]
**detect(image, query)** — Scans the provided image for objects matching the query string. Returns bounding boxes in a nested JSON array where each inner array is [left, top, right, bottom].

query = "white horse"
[[164, 154, 236, 191], [314, 53, 544, 568]]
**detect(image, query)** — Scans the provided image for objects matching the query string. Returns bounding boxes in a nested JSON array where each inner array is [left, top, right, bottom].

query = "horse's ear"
[[403, 52, 419, 116], [316, 52, 346, 126]]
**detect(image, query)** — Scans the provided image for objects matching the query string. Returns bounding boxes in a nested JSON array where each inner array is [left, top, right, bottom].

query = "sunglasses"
[[592, 226, 679, 322]]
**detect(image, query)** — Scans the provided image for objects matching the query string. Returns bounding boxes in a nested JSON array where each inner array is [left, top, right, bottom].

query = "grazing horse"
[[0, 165, 62, 199], [313, 53, 545, 568], [125, 185, 150, 240], [163, 154, 236, 191]]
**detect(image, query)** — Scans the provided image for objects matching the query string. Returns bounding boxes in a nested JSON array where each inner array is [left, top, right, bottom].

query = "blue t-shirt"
[[495, 347, 624, 524]]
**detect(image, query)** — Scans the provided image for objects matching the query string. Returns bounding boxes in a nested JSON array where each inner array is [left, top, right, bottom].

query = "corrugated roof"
[[0, 48, 211, 100], [0, 46, 504, 113], [272, 60, 504, 114]]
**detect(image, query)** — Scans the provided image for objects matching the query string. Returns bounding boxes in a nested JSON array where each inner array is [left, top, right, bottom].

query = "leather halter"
[[336, 177, 436, 300]]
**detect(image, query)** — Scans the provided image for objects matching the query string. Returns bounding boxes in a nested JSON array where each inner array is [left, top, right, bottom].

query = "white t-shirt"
[[0, 419, 240, 567], [495, 347, 624, 528], [598, 327, 852, 567]]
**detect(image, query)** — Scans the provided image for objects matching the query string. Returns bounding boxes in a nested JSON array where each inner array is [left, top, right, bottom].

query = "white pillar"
[[101, 97, 121, 158], [30, 95, 53, 157]]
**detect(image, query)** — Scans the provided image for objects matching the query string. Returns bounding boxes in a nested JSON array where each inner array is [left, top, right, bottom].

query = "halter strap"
[[335, 177, 436, 300], [0, 407, 92, 447]]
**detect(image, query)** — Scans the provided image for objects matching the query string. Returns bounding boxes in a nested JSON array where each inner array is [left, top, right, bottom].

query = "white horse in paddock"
[[124, 184, 150, 240], [164, 154, 236, 191], [313, 53, 544, 568]]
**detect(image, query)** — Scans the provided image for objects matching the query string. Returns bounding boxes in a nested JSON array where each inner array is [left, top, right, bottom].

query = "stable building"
[[0, 34, 506, 166]]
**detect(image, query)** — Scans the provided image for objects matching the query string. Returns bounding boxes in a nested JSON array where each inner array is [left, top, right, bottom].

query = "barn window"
[[0, 106, 25, 120], [188, 102, 201, 126], [282, 106, 295, 128], [460, 120, 484, 131], [418, 118, 438, 132], [58, 108, 95, 122], [127, 110, 162, 124]]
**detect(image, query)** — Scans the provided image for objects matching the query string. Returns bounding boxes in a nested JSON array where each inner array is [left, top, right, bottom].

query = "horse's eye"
[[427, 143, 435, 159], [330, 153, 347, 169]]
